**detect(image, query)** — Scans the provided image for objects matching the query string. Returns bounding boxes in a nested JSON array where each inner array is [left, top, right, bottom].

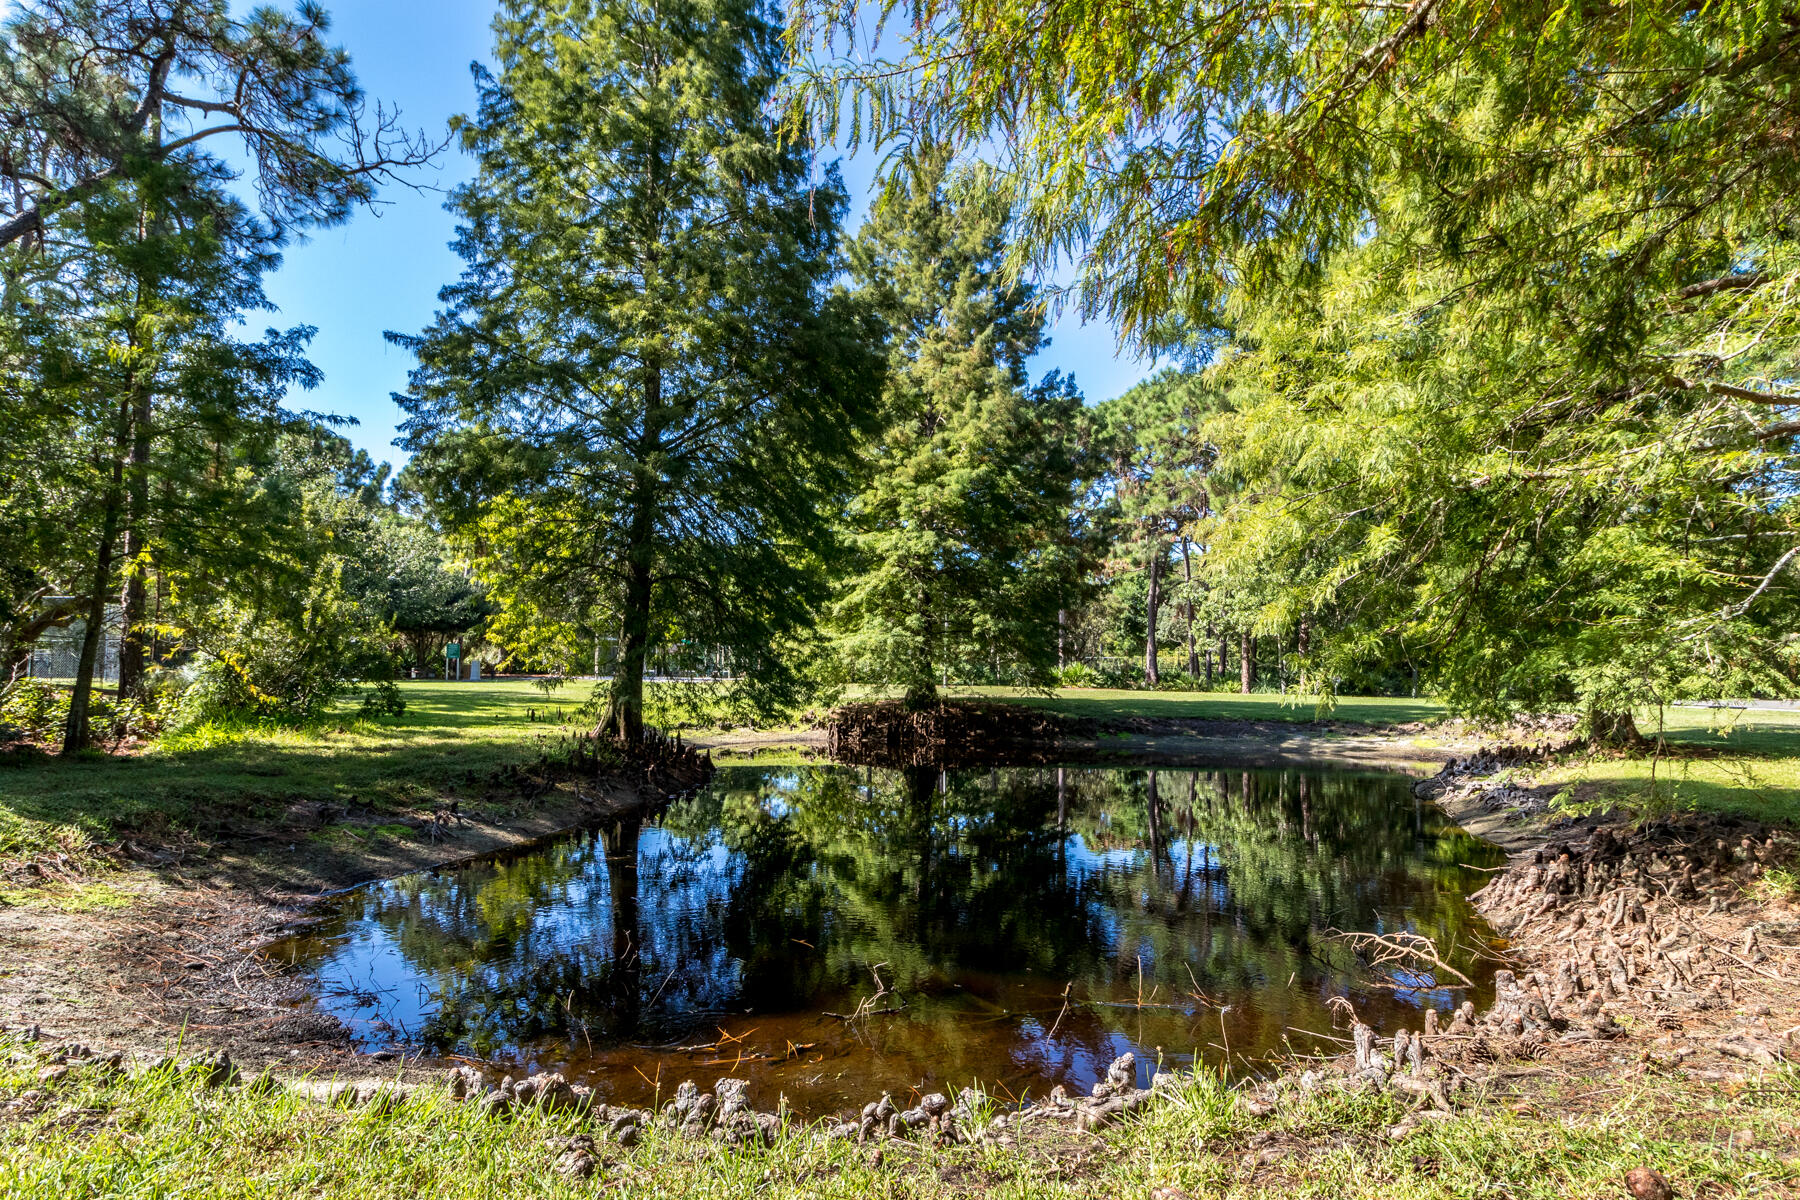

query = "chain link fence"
[[22, 629, 119, 684]]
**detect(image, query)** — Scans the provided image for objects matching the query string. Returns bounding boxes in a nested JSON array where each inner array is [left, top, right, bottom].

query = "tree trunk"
[[1239, 628, 1254, 694], [116, 381, 153, 699], [1180, 538, 1199, 678], [64, 467, 125, 754], [1583, 707, 1648, 751], [2, 639, 27, 688], [1144, 545, 1162, 687], [610, 531, 653, 744], [606, 368, 662, 746], [906, 581, 938, 710], [1204, 623, 1215, 688], [113, 148, 165, 702]]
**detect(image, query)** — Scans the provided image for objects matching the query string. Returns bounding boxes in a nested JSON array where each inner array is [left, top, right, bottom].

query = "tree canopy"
[[788, 0, 1800, 726], [395, 0, 883, 740], [825, 153, 1093, 705]]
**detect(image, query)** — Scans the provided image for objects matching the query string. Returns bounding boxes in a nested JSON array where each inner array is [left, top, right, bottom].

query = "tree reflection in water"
[[279, 764, 1505, 1114]]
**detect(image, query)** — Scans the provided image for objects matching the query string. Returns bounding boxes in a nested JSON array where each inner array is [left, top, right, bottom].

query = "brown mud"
[[0, 778, 652, 1077]]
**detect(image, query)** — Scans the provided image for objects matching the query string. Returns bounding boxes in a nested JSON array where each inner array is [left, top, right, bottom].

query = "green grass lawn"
[[1536, 705, 1800, 827], [0, 679, 584, 865]]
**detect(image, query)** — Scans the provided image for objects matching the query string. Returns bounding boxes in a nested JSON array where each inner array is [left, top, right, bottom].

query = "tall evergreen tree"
[[1095, 372, 1218, 686], [11, 162, 318, 751], [827, 155, 1091, 706], [395, 0, 881, 742]]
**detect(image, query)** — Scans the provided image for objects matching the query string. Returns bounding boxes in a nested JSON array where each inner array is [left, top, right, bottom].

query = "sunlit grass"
[[0, 680, 579, 867], [948, 686, 1444, 726], [0, 1034, 1793, 1200], [1530, 706, 1800, 827]]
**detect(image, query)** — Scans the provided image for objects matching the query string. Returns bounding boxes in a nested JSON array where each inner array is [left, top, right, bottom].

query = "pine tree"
[[395, 0, 881, 742], [828, 155, 1091, 706], [13, 164, 318, 751], [1095, 371, 1218, 686]]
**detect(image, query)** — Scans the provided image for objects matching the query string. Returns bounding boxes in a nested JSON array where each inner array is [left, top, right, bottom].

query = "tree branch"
[[1677, 272, 1768, 300]]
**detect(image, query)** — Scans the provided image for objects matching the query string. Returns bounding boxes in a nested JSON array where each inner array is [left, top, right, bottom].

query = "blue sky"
[[254, 1, 1152, 465]]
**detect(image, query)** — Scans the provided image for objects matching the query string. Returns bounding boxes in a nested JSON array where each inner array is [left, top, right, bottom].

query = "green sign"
[[445, 643, 460, 658]]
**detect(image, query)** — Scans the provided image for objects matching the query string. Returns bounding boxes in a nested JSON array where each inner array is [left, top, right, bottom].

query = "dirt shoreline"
[[0, 777, 658, 1077]]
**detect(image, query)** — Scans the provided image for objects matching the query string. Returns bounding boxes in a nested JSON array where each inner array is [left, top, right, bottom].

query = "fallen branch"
[[1328, 929, 1475, 987]]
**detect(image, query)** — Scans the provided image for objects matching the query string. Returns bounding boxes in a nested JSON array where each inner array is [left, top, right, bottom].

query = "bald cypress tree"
[[827, 156, 1091, 706], [395, 0, 880, 741]]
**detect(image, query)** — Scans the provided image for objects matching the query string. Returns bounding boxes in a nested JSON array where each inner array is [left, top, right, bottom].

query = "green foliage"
[[356, 680, 408, 720], [134, 431, 480, 728], [396, 0, 882, 740], [826, 153, 1092, 704], [1752, 866, 1800, 906], [0, 681, 69, 743], [1091, 372, 1222, 684], [792, 0, 1800, 720], [351, 520, 493, 670]]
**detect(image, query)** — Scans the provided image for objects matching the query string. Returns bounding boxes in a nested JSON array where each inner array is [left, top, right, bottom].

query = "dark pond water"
[[275, 764, 1505, 1116]]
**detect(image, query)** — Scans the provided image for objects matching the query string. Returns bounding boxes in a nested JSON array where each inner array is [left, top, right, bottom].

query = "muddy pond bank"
[[271, 762, 1505, 1116]]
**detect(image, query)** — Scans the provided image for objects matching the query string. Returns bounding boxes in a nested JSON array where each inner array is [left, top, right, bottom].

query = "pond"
[[274, 763, 1506, 1116]]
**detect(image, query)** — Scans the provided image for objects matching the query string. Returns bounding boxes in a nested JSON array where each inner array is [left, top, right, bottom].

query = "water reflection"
[[278, 765, 1504, 1114]]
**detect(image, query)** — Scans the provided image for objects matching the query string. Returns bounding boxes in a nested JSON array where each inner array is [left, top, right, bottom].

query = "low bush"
[[1052, 662, 1097, 687], [357, 679, 408, 719], [0, 680, 68, 743]]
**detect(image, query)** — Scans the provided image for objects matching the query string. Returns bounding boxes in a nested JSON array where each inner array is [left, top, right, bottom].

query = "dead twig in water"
[[824, 963, 904, 1022], [1046, 982, 1073, 1040], [1327, 929, 1474, 987]]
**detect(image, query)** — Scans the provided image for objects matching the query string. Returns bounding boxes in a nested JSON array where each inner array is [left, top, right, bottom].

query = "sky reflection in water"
[[276, 764, 1505, 1115]]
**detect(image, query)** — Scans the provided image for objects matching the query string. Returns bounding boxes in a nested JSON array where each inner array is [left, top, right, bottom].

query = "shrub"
[[1053, 662, 1097, 687], [0, 680, 69, 743], [357, 679, 408, 719]]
